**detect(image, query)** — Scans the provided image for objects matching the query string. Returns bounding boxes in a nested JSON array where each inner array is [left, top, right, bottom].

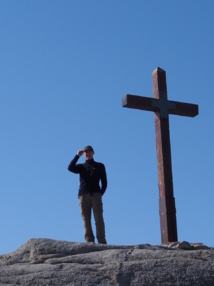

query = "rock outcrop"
[[0, 238, 214, 285]]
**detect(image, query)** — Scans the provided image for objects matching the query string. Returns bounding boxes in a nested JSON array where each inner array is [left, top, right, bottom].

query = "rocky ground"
[[0, 238, 214, 285]]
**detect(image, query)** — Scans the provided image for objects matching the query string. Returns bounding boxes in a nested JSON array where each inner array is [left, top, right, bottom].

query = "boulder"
[[0, 238, 213, 285]]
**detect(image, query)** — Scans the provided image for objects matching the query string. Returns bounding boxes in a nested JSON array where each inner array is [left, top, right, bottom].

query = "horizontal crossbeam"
[[122, 94, 199, 117]]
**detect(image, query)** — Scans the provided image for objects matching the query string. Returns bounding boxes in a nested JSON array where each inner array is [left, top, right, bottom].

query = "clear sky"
[[1, 1, 213, 255]]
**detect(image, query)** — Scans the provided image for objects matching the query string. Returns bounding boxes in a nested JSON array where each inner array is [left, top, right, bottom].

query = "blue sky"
[[0, 1, 213, 254]]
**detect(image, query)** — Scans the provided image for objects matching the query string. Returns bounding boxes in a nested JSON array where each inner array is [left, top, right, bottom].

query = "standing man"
[[68, 145, 107, 244]]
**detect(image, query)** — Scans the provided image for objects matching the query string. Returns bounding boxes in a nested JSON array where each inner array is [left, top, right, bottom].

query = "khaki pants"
[[78, 193, 106, 244]]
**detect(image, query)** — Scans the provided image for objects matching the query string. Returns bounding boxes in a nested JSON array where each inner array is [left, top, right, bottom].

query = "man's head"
[[83, 145, 94, 160]]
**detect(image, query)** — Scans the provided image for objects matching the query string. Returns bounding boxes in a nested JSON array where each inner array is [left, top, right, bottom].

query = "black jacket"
[[68, 155, 107, 196]]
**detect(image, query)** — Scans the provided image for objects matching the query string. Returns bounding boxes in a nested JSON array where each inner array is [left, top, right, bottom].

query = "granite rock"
[[0, 238, 213, 286]]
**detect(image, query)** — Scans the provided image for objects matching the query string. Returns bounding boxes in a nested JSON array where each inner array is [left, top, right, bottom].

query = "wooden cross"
[[122, 67, 199, 243]]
